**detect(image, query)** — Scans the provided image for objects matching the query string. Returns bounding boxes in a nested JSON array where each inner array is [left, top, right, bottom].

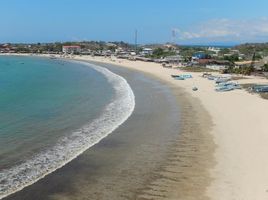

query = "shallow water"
[[0, 56, 114, 168], [3, 62, 182, 200], [0, 57, 135, 199]]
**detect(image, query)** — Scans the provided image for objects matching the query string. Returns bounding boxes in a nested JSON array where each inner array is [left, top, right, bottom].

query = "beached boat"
[[253, 85, 268, 93], [171, 74, 192, 79], [180, 74, 192, 79], [50, 55, 57, 59], [215, 83, 241, 92], [215, 86, 234, 92], [202, 73, 212, 78], [174, 76, 185, 80], [171, 75, 185, 80], [215, 77, 231, 84], [207, 75, 216, 80], [216, 82, 239, 88]]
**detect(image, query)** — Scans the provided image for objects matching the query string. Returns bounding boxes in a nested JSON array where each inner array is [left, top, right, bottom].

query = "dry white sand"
[[72, 55, 268, 200], [5, 53, 268, 199]]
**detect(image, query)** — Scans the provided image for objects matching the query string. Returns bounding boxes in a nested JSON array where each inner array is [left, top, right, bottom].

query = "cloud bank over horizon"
[[174, 18, 268, 44]]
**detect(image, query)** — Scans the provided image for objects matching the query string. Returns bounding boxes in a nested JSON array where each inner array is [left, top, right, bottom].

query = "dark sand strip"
[[3, 62, 215, 200]]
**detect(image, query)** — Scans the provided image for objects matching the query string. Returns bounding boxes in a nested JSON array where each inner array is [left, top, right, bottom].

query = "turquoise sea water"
[[0, 56, 135, 199], [0, 56, 115, 169]]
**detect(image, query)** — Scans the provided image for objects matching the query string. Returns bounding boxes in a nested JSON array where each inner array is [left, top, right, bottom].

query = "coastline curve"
[[0, 61, 135, 199]]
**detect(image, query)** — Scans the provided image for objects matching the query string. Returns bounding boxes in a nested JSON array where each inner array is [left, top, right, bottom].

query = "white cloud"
[[174, 18, 268, 43]]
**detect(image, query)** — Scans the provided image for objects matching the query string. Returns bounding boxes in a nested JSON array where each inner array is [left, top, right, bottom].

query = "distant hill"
[[234, 43, 268, 57]]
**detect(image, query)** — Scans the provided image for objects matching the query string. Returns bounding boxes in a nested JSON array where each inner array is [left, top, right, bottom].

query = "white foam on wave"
[[0, 62, 135, 199]]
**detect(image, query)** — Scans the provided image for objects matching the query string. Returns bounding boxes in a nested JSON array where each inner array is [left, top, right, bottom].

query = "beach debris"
[[192, 86, 198, 91], [162, 63, 172, 68], [202, 72, 212, 78]]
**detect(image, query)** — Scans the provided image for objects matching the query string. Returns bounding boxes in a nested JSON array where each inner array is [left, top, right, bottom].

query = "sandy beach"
[[3, 53, 268, 200], [2, 57, 213, 200], [72, 55, 268, 200]]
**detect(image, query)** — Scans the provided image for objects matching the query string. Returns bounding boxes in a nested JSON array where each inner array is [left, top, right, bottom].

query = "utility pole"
[[135, 29, 138, 54], [172, 29, 176, 44]]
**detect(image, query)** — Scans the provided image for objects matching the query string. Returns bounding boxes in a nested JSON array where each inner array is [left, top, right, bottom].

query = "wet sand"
[[3, 62, 214, 200]]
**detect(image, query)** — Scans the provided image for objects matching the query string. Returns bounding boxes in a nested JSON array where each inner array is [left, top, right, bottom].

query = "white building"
[[141, 48, 153, 56], [206, 60, 230, 71], [62, 46, 81, 54], [206, 64, 228, 71]]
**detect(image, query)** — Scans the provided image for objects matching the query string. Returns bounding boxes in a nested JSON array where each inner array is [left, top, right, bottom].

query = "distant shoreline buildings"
[[62, 45, 81, 54], [1, 41, 268, 75]]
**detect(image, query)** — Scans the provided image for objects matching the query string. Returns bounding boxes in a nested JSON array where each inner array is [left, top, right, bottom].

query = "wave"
[[0, 62, 135, 199]]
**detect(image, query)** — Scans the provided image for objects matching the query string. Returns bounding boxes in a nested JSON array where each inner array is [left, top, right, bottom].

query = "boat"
[[215, 77, 231, 84], [202, 73, 212, 78], [216, 82, 239, 88], [254, 85, 268, 93], [171, 74, 192, 79], [215, 86, 234, 92], [215, 82, 241, 92], [171, 75, 185, 80], [174, 76, 185, 80], [50, 55, 57, 59], [180, 74, 192, 79], [207, 75, 216, 80]]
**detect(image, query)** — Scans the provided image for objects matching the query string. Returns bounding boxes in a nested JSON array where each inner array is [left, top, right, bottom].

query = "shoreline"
[[2, 53, 268, 199], [72, 55, 268, 199], [81, 60, 216, 199], [0, 58, 135, 199], [2, 58, 204, 200]]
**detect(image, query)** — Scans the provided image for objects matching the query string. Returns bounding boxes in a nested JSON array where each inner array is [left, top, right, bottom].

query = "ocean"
[[0, 56, 135, 199]]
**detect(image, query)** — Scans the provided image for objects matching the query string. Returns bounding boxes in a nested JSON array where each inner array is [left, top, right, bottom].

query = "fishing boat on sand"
[[252, 85, 268, 93], [215, 83, 241, 92], [215, 77, 231, 84], [171, 74, 192, 80]]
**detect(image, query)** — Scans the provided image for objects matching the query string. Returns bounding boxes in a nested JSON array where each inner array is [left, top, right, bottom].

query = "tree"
[[241, 66, 254, 75], [224, 54, 239, 63], [153, 48, 164, 57], [219, 48, 231, 56], [261, 64, 268, 72]]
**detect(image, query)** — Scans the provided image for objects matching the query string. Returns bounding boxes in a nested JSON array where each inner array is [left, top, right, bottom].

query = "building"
[[164, 55, 184, 64], [196, 58, 213, 66], [62, 46, 81, 54], [208, 47, 221, 56], [141, 48, 153, 56], [192, 52, 211, 60], [0, 44, 17, 53], [206, 60, 231, 71]]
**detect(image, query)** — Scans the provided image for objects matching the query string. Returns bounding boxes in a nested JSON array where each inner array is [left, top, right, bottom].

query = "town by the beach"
[[1, 1, 268, 200]]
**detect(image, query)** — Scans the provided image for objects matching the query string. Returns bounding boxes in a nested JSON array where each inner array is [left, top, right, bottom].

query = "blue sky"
[[1, 0, 268, 45]]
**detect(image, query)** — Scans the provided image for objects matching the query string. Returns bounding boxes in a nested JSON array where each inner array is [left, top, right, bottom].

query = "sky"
[[1, 0, 268, 45]]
